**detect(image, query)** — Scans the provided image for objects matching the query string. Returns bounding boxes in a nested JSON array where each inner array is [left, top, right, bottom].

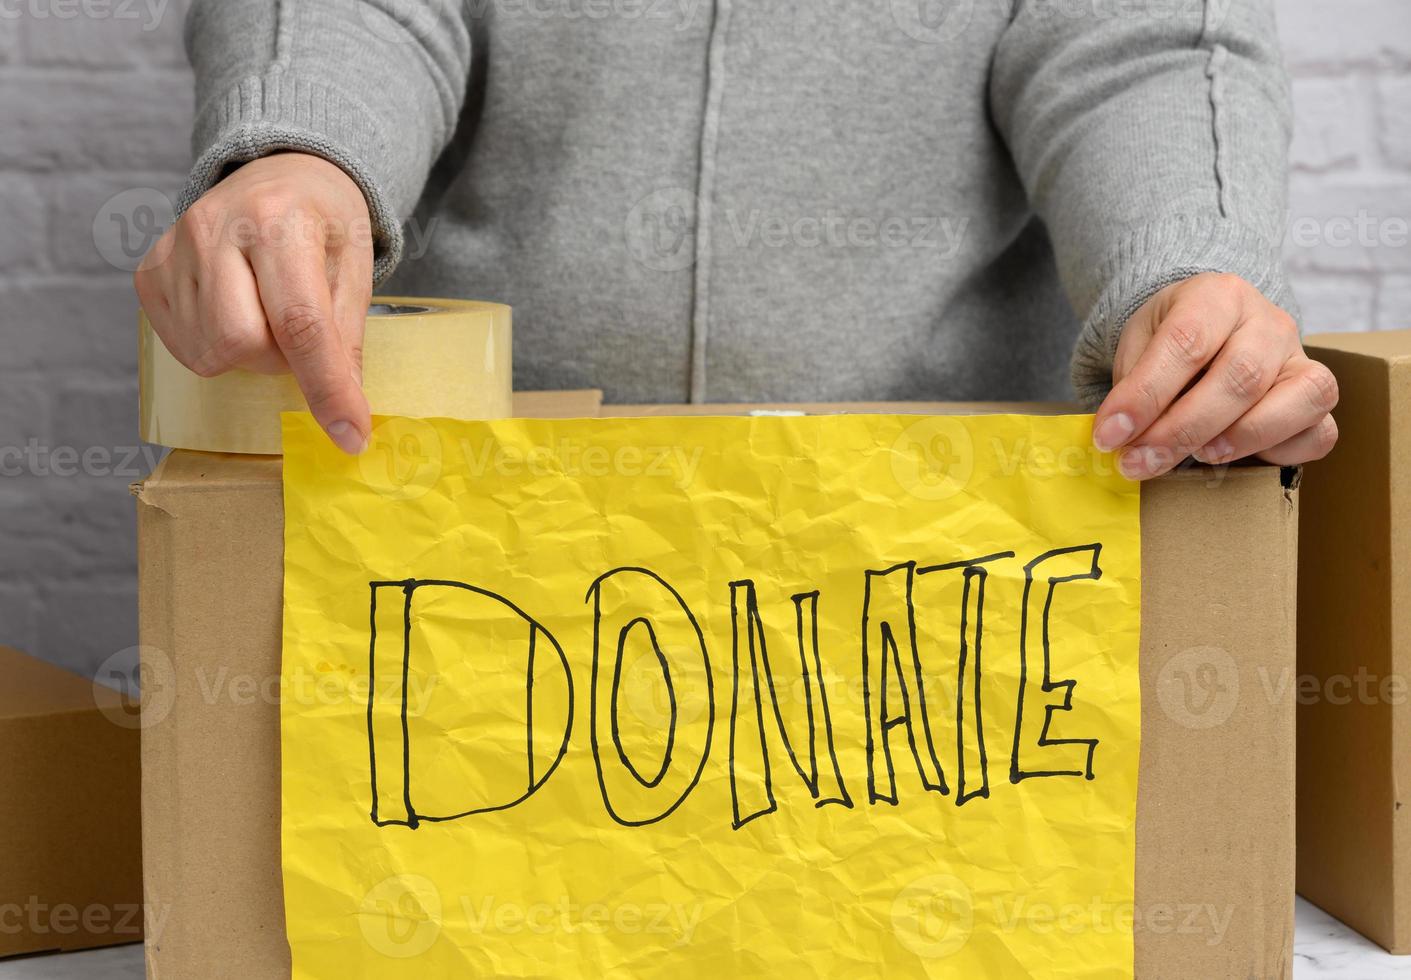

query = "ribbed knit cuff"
[[178, 68, 404, 285], [1070, 214, 1298, 407]]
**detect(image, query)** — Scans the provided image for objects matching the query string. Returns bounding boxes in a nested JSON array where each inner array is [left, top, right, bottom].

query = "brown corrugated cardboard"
[[0, 646, 143, 958], [1297, 330, 1411, 953], [135, 394, 1296, 979]]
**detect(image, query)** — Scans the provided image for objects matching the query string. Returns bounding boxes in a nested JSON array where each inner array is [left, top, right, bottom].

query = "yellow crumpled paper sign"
[[281, 412, 1141, 979]]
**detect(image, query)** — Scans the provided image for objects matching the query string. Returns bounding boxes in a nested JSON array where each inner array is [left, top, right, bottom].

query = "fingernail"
[[1118, 446, 1153, 481], [327, 420, 367, 455], [1195, 437, 1233, 464], [1093, 413, 1135, 453]]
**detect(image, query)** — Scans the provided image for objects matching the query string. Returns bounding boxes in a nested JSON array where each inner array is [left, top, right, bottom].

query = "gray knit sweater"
[[180, 0, 1295, 406]]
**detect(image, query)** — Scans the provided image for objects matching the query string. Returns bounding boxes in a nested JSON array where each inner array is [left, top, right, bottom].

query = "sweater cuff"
[[1069, 214, 1298, 408], [178, 68, 404, 286]]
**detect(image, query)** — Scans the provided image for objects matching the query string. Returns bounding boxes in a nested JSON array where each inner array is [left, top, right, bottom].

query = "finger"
[[192, 249, 286, 376], [327, 242, 373, 387], [136, 233, 208, 372], [248, 223, 370, 454], [1254, 414, 1339, 466], [1195, 359, 1340, 464], [1126, 318, 1292, 475], [1093, 291, 1240, 452]]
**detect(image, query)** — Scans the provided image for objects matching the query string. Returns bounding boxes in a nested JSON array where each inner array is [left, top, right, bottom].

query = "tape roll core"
[[139, 296, 512, 455]]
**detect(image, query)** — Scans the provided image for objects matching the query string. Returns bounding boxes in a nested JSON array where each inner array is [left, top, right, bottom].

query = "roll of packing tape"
[[139, 297, 512, 455]]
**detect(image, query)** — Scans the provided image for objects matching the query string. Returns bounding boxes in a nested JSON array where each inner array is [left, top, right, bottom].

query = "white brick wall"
[[0, 0, 1406, 681], [1279, 0, 1411, 333]]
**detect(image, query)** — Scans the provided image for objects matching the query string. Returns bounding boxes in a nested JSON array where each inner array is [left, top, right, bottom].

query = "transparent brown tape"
[[139, 298, 512, 455]]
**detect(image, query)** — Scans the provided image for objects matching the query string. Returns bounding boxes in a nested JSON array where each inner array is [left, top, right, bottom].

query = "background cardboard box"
[[0, 645, 143, 959], [135, 395, 1297, 979], [1297, 330, 1411, 953]]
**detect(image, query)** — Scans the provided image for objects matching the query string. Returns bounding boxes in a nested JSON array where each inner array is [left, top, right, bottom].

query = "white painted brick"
[[0, 16, 19, 63], [0, 470, 137, 582], [20, 0, 189, 69], [50, 379, 140, 451], [1377, 275, 1411, 330], [1285, 178, 1411, 273], [0, 278, 142, 374], [49, 173, 184, 274], [37, 581, 138, 680], [0, 376, 50, 448], [1289, 273, 1377, 333], [1379, 75, 1411, 170], [0, 585, 39, 657], [0, 73, 193, 171], [0, 175, 46, 271], [1289, 78, 1363, 173], [1277, 0, 1411, 72]]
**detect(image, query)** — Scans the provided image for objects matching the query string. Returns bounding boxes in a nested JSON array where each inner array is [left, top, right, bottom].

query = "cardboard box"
[[1297, 330, 1411, 953], [0, 645, 143, 958], [135, 394, 1297, 978]]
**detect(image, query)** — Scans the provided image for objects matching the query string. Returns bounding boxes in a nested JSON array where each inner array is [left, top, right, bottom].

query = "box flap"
[[514, 389, 603, 418], [1304, 329, 1411, 363], [603, 400, 1078, 417], [0, 645, 120, 721]]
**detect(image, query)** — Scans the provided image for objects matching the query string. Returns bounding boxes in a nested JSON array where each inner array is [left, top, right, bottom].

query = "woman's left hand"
[[1092, 272, 1340, 480]]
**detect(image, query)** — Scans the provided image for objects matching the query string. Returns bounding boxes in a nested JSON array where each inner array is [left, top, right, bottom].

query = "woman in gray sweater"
[[135, 0, 1338, 477]]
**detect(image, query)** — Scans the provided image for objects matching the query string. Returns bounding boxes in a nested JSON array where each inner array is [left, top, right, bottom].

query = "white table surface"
[[0, 898, 1404, 978]]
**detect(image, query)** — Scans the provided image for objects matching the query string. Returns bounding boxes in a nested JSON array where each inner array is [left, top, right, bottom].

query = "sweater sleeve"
[[180, 0, 474, 284], [989, 0, 1297, 406]]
